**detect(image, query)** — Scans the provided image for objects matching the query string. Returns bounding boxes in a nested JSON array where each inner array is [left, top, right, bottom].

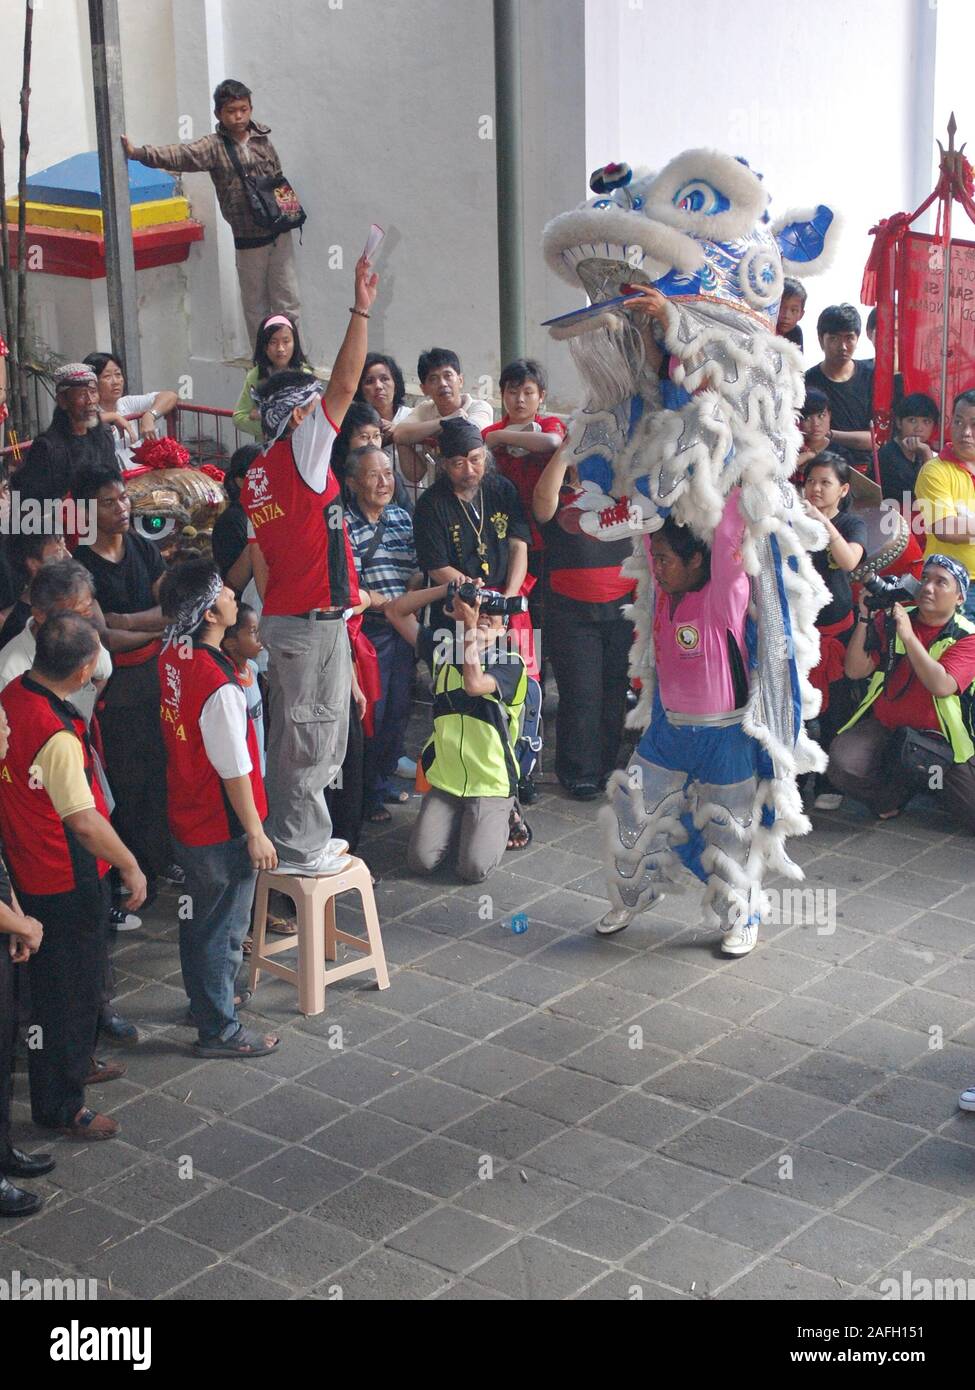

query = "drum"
[[850, 503, 923, 585]]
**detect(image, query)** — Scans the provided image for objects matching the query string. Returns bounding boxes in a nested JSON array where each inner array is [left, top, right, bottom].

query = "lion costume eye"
[[673, 181, 730, 215], [132, 514, 176, 542]]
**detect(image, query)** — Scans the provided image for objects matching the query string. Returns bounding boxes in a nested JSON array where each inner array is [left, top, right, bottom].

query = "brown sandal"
[[59, 1107, 119, 1141]]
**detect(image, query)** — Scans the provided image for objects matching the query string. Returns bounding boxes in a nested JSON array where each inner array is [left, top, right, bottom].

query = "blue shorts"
[[637, 691, 760, 788]]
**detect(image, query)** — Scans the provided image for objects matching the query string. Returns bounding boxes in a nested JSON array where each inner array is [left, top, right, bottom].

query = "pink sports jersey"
[[650, 490, 750, 716]]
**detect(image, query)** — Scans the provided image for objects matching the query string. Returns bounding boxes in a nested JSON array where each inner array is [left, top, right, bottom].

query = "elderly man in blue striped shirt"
[[345, 444, 419, 822]]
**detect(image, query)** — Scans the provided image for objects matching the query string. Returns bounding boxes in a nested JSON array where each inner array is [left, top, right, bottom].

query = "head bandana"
[[924, 553, 970, 600], [162, 571, 224, 651], [54, 363, 97, 392], [262, 315, 294, 332], [254, 380, 322, 451], [439, 417, 484, 460]]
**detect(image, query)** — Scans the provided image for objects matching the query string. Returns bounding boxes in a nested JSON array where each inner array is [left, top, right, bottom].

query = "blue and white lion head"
[[543, 148, 839, 331]]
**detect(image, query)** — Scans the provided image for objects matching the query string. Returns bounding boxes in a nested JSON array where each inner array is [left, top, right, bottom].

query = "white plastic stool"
[[248, 857, 390, 1016]]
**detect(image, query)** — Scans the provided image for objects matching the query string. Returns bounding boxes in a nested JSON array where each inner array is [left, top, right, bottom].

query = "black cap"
[[439, 417, 485, 459]]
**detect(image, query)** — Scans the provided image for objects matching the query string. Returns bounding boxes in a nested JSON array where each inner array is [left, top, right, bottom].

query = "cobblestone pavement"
[[2, 757, 974, 1301]]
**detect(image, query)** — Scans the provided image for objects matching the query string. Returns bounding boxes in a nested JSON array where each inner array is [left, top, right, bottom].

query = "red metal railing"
[[1, 402, 249, 474]]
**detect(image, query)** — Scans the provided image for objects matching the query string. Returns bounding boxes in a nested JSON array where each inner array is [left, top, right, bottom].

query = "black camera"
[[445, 581, 528, 617], [862, 573, 921, 612]]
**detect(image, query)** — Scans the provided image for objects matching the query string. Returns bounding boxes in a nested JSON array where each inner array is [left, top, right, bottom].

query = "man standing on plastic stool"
[[243, 255, 378, 877]]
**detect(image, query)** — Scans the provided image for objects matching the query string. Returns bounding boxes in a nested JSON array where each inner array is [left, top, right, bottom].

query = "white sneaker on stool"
[[959, 1085, 975, 1112], [721, 920, 759, 956], [274, 847, 352, 877]]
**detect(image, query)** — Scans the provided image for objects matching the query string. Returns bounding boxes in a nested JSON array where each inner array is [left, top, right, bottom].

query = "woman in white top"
[[85, 351, 178, 473], [354, 353, 418, 505]]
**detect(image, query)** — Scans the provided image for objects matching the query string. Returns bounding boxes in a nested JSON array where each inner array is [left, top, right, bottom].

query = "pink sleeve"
[[710, 489, 746, 589]]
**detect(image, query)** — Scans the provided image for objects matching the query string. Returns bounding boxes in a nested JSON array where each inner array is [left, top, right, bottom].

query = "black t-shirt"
[[416, 623, 524, 706], [0, 545, 18, 614], [75, 530, 165, 615], [0, 600, 30, 651], [211, 501, 249, 578], [782, 325, 804, 350], [15, 412, 120, 502], [877, 439, 923, 504], [804, 361, 874, 468], [414, 472, 530, 628], [812, 509, 867, 627]]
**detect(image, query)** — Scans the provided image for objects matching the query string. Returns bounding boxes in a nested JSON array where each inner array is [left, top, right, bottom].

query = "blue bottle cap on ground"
[[510, 913, 528, 934]]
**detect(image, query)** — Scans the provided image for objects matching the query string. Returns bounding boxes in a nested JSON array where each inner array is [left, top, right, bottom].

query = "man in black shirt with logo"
[[413, 418, 531, 633], [804, 304, 874, 471]]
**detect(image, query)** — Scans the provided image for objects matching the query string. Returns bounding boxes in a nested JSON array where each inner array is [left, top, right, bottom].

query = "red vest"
[[159, 642, 267, 847], [0, 675, 111, 895], [241, 417, 361, 617]]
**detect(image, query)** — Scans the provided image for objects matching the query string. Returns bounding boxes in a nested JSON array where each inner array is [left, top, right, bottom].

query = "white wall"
[[582, 0, 937, 357]]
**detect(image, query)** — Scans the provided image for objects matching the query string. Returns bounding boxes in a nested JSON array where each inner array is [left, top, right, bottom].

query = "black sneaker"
[[110, 907, 142, 932], [161, 863, 185, 887]]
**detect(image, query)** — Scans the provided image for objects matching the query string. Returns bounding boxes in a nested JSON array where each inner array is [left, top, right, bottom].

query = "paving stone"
[[695, 1029, 807, 1079], [626, 1224, 755, 1295], [416, 943, 512, 986], [453, 1164, 578, 1227], [775, 923, 873, 966], [525, 935, 638, 980], [837, 1175, 965, 1241], [528, 889, 606, 929], [871, 1248, 975, 1299], [506, 1068, 622, 1124], [585, 1092, 697, 1150], [902, 842, 975, 882], [109, 1091, 209, 1152], [469, 1234, 611, 1299], [378, 1136, 487, 1196], [868, 868, 961, 909], [718, 1258, 852, 1300], [8, 1198, 140, 1262], [305, 1110, 425, 1167], [906, 1041, 975, 1088], [685, 1183, 819, 1250], [243, 1036, 338, 1080], [856, 1076, 959, 1130], [379, 969, 465, 1013], [89, 1157, 211, 1223], [310, 1176, 437, 1242], [36, 1139, 144, 1194], [550, 982, 656, 1028], [658, 1117, 781, 1179], [434, 1280, 511, 1300], [296, 1002, 400, 1048], [235, 1145, 359, 1209], [776, 1051, 886, 1104], [746, 1147, 877, 1208], [538, 1195, 665, 1261], [166, 1263, 294, 1300], [417, 991, 532, 1039], [232, 1084, 348, 1143], [730, 949, 828, 993], [778, 1215, 907, 1285], [644, 1061, 753, 1113], [161, 1061, 282, 1117], [300, 1052, 415, 1105], [576, 1271, 692, 1300], [509, 846, 601, 888], [319, 1248, 451, 1300], [716, 1083, 840, 1141], [367, 924, 444, 966], [676, 975, 781, 1025], [756, 997, 858, 1048], [922, 1207, 975, 1262], [387, 1207, 512, 1273], [237, 1214, 369, 1289], [925, 959, 975, 1002], [162, 1184, 290, 1254], [875, 988, 975, 1039], [162, 1120, 284, 1180], [439, 1099, 564, 1163], [563, 1033, 675, 1087], [838, 831, 930, 869], [468, 919, 566, 958], [600, 954, 713, 1000], [430, 1043, 549, 1097], [798, 968, 904, 1016], [605, 1155, 729, 1218], [493, 1013, 602, 1064], [891, 1137, 975, 1196], [829, 1018, 927, 1072], [368, 1075, 486, 1131], [85, 1225, 218, 1298], [484, 962, 580, 1007], [525, 1128, 646, 1190], [852, 938, 947, 985], [802, 852, 891, 894], [363, 1020, 471, 1071], [802, 1109, 925, 1170]]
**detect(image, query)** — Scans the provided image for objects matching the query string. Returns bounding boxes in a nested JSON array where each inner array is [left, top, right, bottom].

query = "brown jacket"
[[137, 121, 284, 245]]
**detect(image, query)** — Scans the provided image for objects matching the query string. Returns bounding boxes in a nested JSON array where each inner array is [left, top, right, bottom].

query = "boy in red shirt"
[[158, 559, 279, 1058], [483, 359, 566, 560]]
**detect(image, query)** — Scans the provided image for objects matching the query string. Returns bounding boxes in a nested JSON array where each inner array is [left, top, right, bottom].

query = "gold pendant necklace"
[[460, 488, 490, 575]]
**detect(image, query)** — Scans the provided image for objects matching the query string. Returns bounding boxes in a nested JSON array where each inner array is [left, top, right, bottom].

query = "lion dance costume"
[[542, 149, 841, 948]]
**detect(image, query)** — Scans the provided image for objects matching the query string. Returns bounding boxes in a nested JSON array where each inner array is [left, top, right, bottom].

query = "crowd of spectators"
[[4, 105, 975, 1218]]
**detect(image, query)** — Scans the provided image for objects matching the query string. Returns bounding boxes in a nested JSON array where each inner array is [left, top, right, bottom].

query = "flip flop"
[[366, 806, 392, 824], [193, 1026, 280, 1059], [266, 914, 298, 936], [506, 814, 533, 852]]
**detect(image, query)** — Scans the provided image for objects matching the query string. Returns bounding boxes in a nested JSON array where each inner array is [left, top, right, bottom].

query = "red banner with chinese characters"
[[897, 230, 975, 431]]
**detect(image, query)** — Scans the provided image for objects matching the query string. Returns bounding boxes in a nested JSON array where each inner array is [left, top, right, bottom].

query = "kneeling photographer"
[[827, 556, 975, 828], [385, 581, 528, 881]]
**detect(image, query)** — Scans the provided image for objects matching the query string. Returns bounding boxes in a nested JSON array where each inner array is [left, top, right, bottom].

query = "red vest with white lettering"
[[0, 675, 111, 895], [241, 404, 361, 617], [159, 642, 267, 847]]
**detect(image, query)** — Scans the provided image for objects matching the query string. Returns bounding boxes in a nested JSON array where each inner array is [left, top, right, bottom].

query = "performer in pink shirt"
[[599, 490, 767, 954]]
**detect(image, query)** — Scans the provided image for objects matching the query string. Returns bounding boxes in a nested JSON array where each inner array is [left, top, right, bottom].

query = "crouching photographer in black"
[[826, 556, 975, 828]]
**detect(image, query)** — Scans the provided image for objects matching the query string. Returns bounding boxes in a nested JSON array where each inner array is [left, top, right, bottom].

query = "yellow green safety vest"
[[421, 647, 527, 799], [839, 608, 975, 763]]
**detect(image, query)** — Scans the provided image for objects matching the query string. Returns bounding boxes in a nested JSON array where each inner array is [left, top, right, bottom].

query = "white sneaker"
[[959, 1085, 975, 1112], [596, 907, 637, 936], [110, 908, 142, 932], [721, 920, 759, 956], [274, 851, 353, 878], [813, 792, 843, 811]]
